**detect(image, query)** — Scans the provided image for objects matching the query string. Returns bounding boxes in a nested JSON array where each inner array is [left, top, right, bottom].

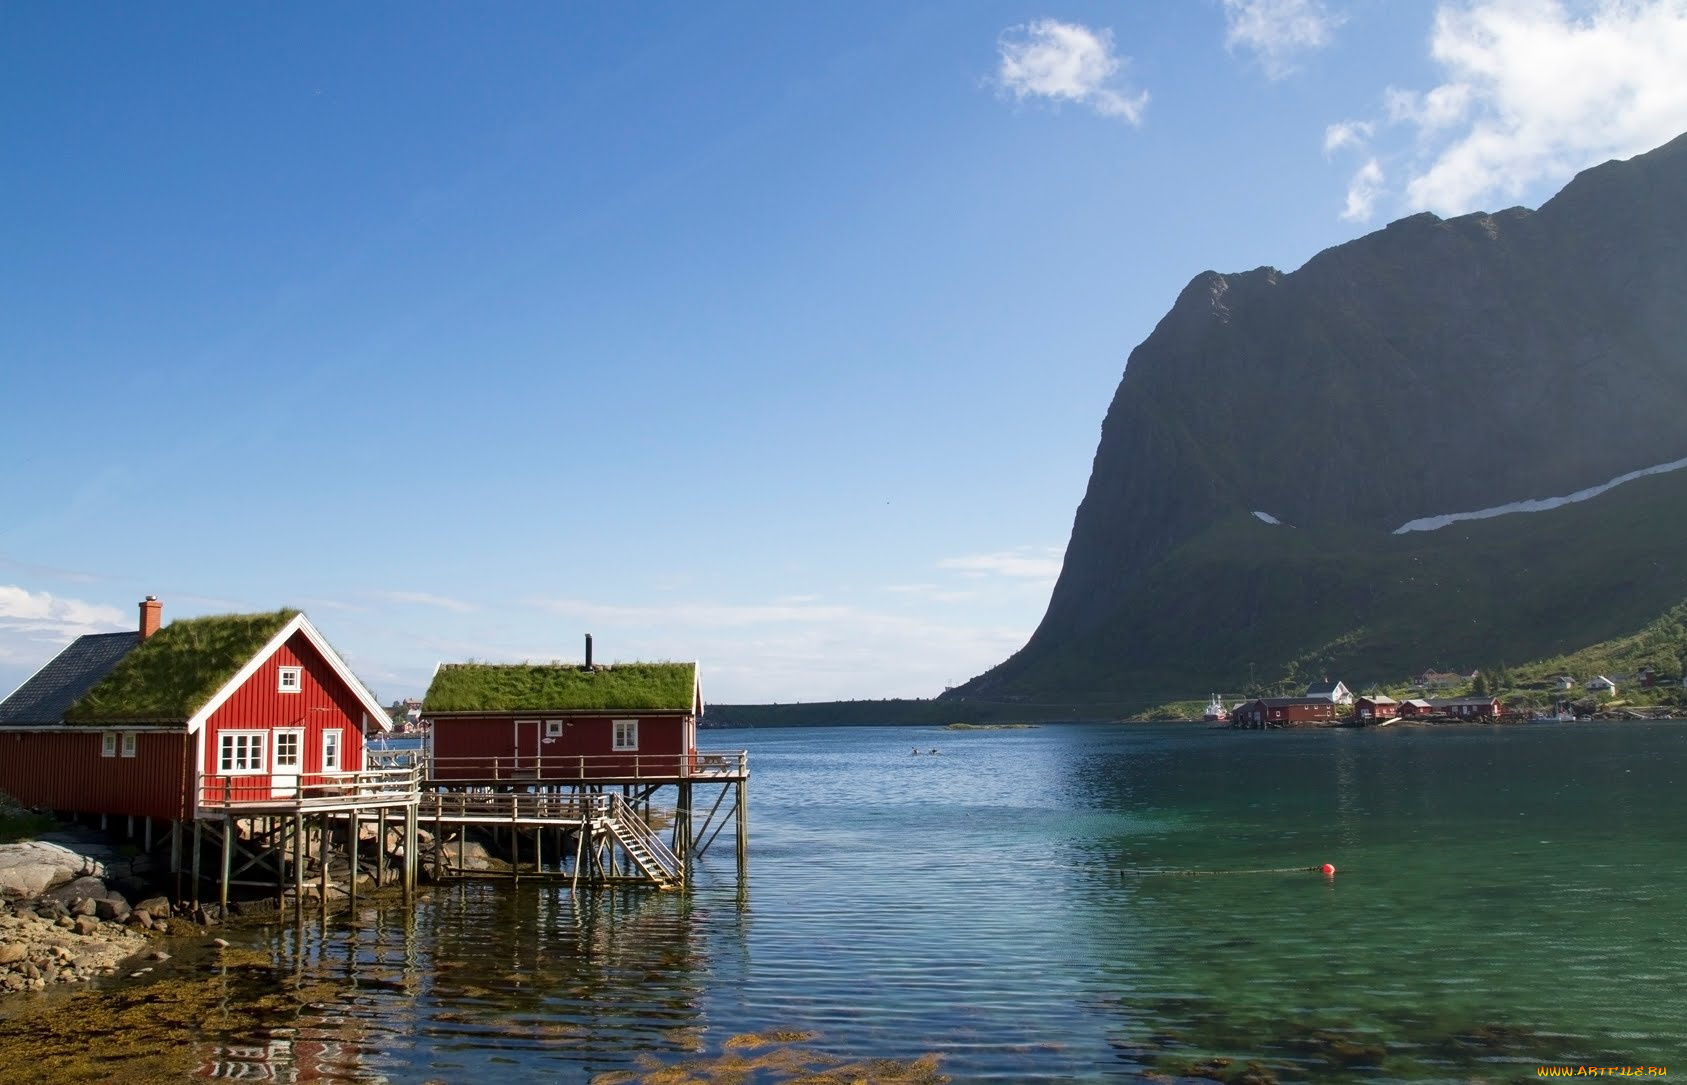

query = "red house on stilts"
[[423, 636, 703, 781], [0, 598, 392, 828]]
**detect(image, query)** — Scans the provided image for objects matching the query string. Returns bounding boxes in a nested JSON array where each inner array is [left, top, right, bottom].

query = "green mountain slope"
[[948, 132, 1687, 707]]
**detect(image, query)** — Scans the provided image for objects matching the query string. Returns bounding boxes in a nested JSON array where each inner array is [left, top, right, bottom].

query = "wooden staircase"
[[599, 793, 685, 890]]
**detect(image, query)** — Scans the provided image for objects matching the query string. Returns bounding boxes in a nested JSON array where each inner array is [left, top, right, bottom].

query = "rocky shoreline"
[[0, 831, 202, 996]]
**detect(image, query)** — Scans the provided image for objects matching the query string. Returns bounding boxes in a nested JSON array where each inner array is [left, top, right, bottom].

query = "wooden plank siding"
[[0, 729, 189, 821], [431, 712, 696, 781], [200, 630, 371, 806]]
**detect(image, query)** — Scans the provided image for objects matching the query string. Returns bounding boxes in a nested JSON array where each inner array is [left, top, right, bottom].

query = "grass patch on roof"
[[424, 662, 697, 713], [64, 610, 298, 724]]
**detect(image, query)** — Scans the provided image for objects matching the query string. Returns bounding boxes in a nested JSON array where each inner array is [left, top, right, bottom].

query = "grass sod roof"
[[63, 610, 300, 724], [423, 662, 698, 714]]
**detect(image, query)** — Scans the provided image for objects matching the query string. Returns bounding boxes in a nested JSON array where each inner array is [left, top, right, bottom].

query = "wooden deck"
[[185, 751, 745, 903], [415, 750, 749, 786]]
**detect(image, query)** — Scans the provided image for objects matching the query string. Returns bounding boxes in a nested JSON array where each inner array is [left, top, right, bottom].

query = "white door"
[[273, 728, 304, 798]]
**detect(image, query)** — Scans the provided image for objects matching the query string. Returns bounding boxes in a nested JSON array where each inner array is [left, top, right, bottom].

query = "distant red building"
[[1428, 696, 1502, 719], [1232, 697, 1340, 727], [423, 640, 702, 781], [0, 600, 390, 822], [1354, 695, 1399, 721]]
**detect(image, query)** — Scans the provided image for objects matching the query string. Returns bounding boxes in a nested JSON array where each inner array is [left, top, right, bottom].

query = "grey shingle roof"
[[0, 632, 139, 726]]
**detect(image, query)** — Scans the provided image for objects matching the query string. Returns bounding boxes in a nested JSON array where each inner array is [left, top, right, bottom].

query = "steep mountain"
[[949, 131, 1687, 705]]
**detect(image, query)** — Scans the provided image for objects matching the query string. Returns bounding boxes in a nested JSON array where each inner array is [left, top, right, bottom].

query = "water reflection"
[[27, 720, 1679, 1084]]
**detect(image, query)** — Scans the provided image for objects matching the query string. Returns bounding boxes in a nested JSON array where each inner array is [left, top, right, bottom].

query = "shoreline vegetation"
[[708, 608, 1687, 728]]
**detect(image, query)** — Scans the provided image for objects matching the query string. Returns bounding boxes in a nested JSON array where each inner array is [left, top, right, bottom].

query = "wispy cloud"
[[521, 594, 1033, 701], [995, 19, 1149, 123], [368, 590, 477, 613], [1332, 0, 1687, 219], [0, 585, 128, 667], [879, 583, 978, 603], [936, 546, 1065, 584], [1342, 157, 1386, 220], [1323, 119, 1374, 155], [1223, 0, 1343, 79]]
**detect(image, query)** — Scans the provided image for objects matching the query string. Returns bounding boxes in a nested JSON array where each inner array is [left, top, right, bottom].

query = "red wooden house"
[[1231, 697, 1340, 727], [423, 641, 702, 781], [1427, 696, 1502, 719], [1353, 694, 1399, 721], [0, 599, 391, 824]]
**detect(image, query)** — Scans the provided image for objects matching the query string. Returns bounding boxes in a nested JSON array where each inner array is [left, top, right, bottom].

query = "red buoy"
[[1321, 863, 1336, 876]]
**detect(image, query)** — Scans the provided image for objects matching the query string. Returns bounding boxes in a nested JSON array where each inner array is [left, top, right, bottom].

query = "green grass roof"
[[64, 610, 299, 724], [423, 662, 698, 714]]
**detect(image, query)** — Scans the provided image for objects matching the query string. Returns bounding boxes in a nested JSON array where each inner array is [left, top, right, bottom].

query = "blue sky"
[[5, 1, 1687, 705]]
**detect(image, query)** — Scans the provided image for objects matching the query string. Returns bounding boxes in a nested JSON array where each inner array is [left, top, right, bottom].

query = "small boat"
[[1529, 709, 1575, 723], [1202, 695, 1229, 723]]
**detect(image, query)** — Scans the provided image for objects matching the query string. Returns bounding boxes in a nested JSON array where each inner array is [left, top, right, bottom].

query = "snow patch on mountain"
[[1393, 454, 1687, 534]]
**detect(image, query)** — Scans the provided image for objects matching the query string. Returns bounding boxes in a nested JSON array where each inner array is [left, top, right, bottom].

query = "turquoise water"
[[144, 723, 1687, 1079]]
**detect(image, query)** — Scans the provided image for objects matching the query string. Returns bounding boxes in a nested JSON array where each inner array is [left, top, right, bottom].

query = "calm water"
[[76, 723, 1687, 1080]]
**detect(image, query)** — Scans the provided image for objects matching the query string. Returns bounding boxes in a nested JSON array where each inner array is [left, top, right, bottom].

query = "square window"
[[275, 731, 301, 769], [101, 732, 116, 758], [121, 732, 136, 758], [612, 719, 638, 751], [278, 666, 302, 693], [545, 720, 565, 738], [218, 732, 266, 774]]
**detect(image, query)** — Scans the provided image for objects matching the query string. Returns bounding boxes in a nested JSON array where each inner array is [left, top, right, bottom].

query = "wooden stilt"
[[294, 813, 305, 921], [192, 820, 203, 908], [319, 813, 329, 908], [434, 799, 445, 881], [219, 815, 233, 917], [736, 777, 749, 881], [277, 818, 287, 908], [348, 813, 359, 906]]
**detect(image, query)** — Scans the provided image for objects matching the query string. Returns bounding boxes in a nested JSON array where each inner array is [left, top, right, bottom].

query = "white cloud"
[[1323, 119, 1375, 155], [370, 589, 476, 613], [1391, 0, 1687, 214], [0, 585, 129, 672], [880, 583, 979, 603], [1224, 0, 1342, 79], [1342, 157, 1387, 220], [936, 546, 1065, 584], [996, 19, 1149, 123], [506, 594, 1038, 701]]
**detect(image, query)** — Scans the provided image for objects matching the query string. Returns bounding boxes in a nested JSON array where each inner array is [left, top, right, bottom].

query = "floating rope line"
[[1119, 865, 1330, 877]]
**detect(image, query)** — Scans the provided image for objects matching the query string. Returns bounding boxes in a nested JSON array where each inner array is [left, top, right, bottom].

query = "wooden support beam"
[[219, 815, 233, 917]]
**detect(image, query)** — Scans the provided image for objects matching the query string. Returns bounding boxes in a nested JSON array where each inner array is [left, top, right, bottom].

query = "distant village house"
[[1354, 694, 1399, 721], [1231, 697, 1340, 727], [1304, 679, 1354, 706]]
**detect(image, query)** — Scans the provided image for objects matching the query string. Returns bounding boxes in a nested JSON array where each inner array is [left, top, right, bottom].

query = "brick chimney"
[[139, 596, 162, 641]]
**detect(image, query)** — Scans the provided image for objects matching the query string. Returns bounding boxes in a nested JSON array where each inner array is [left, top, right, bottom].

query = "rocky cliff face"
[[951, 131, 1687, 704]]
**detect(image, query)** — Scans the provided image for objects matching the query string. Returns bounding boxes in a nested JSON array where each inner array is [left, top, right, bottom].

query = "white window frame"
[[120, 732, 137, 758], [612, 719, 638, 751], [545, 720, 566, 738], [278, 666, 303, 693], [274, 729, 303, 771], [218, 731, 267, 775], [101, 732, 116, 758], [322, 728, 343, 772]]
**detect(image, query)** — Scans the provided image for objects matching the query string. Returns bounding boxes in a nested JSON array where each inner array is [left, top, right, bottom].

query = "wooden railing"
[[603, 793, 683, 887], [426, 750, 747, 781], [198, 767, 421, 810]]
